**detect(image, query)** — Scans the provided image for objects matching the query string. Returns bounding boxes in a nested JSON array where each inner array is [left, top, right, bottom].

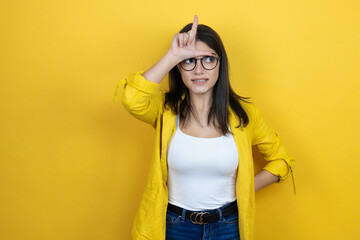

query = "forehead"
[[195, 41, 218, 57]]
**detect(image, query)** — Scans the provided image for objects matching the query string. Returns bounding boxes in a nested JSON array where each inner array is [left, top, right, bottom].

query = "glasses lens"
[[180, 58, 195, 71], [202, 56, 217, 70]]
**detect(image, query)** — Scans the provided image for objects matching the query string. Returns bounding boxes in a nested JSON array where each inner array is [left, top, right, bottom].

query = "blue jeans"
[[165, 201, 240, 240]]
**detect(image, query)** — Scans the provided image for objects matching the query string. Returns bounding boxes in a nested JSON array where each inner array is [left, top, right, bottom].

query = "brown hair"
[[165, 23, 250, 134]]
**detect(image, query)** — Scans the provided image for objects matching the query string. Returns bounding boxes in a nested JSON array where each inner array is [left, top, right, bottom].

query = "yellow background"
[[1, 0, 359, 239]]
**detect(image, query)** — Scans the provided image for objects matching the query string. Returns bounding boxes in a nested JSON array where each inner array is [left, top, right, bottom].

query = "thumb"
[[195, 49, 215, 56]]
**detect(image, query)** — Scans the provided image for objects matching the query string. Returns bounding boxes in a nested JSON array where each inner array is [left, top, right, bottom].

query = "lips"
[[191, 78, 208, 83]]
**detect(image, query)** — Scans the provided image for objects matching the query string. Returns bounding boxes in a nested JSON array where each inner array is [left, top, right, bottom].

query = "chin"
[[189, 88, 213, 95]]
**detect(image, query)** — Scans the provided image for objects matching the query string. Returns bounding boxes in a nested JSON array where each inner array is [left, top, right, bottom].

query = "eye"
[[184, 58, 194, 64], [204, 56, 215, 63]]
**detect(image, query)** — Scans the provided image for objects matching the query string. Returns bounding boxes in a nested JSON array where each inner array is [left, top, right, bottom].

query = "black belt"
[[167, 200, 238, 225]]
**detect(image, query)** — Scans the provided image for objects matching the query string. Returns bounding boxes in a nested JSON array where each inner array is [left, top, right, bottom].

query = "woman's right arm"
[[117, 15, 213, 127], [142, 51, 180, 84], [142, 15, 213, 84]]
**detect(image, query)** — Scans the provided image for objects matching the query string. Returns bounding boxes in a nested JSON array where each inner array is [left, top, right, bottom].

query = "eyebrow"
[[211, 53, 218, 56]]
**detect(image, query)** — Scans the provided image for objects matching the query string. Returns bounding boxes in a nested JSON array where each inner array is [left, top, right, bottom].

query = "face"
[[177, 41, 220, 97]]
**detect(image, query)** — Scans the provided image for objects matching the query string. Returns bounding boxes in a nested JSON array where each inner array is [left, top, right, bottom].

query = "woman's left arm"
[[254, 169, 279, 192], [249, 103, 296, 194]]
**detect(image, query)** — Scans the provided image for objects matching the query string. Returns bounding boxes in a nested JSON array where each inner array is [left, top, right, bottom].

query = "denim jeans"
[[165, 201, 240, 240]]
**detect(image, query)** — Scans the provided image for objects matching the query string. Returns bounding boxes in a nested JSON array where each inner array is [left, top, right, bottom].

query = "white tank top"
[[166, 115, 238, 211]]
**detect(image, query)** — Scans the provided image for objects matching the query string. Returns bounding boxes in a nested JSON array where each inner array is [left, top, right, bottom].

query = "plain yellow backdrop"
[[1, 0, 359, 239]]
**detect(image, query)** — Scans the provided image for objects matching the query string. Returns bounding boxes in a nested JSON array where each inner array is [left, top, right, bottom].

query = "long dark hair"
[[165, 23, 250, 134]]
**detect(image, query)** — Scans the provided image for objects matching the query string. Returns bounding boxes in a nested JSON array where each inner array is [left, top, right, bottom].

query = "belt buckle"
[[190, 212, 210, 225]]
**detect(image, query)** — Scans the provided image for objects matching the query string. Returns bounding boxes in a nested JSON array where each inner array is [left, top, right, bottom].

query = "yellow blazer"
[[114, 70, 295, 240]]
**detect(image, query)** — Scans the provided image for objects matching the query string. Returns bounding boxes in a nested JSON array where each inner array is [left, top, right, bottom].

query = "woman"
[[114, 15, 295, 240]]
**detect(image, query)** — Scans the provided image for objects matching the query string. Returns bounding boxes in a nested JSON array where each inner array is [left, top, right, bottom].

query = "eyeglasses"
[[179, 56, 221, 71]]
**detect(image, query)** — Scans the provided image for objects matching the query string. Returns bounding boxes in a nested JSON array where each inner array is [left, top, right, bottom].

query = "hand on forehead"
[[188, 17, 218, 57], [192, 41, 218, 58]]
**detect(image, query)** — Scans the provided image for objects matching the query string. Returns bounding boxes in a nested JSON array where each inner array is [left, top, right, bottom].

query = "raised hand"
[[168, 15, 213, 63], [142, 15, 213, 84]]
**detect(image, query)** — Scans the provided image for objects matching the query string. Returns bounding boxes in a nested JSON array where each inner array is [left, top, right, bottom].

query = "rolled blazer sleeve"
[[113, 70, 164, 128], [250, 104, 295, 187]]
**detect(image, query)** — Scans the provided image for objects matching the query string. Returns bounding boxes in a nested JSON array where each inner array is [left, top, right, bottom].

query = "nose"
[[194, 59, 204, 74]]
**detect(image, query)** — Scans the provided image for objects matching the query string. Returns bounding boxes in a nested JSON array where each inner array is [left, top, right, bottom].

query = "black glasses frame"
[[180, 56, 221, 71]]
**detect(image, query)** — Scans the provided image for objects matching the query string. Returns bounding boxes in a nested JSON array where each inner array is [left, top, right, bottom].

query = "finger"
[[195, 50, 214, 57], [187, 30, 195, 46], [174, 33, 180, 47], [184, 33, 190, 46], [187, 15, 198, 46], [179, 34, 184, 47], [191, 15, 198, 33]]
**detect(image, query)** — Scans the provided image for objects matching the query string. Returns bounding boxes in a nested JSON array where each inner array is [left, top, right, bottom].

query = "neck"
[[189, 91, 213, 113]]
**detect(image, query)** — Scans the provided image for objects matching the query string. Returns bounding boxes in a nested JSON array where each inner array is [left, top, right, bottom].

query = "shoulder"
[[239, 101, 255, 113], [237, 101, 259, 121]]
